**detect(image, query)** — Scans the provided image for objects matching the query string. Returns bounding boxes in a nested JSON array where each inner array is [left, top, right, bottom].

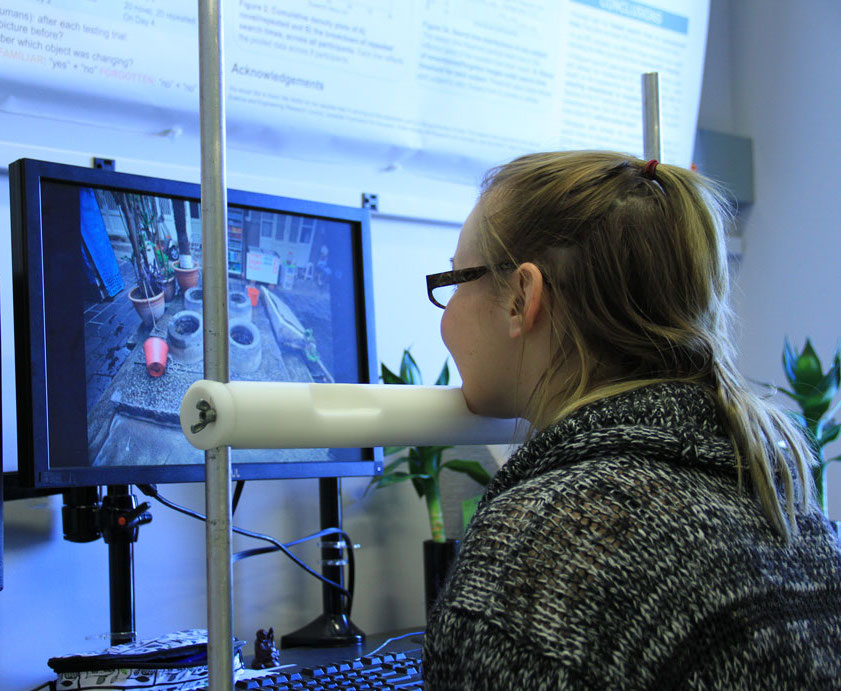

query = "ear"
[[508, 262, 544, 338]]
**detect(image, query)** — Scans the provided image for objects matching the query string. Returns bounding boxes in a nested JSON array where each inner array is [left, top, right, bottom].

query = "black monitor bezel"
[[10, 158, 383, 488]]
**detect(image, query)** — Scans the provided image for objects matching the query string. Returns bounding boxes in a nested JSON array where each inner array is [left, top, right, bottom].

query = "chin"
[[461, 385, 514, 419]]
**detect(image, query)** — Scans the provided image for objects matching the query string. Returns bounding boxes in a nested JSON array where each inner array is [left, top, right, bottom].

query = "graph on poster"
[[0, 0, 709, 178]]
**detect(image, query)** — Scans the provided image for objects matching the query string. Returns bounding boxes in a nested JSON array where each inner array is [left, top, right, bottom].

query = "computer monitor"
[[10, 158, 382, 488]]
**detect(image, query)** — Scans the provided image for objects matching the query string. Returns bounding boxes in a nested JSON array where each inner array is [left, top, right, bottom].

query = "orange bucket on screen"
[[143, 336, 169, 378]]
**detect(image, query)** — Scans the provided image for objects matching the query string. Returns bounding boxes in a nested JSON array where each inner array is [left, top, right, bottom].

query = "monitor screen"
[[10, 159, 382, 487]]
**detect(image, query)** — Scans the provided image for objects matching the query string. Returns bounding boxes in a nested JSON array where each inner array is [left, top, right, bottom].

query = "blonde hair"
[[476, 150, 813, 541]]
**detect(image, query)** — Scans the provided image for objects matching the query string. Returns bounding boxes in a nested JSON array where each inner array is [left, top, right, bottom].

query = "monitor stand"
[[281, 478, 364, 648], [62, 485, 152, 645], [102, 485, 153, 645]]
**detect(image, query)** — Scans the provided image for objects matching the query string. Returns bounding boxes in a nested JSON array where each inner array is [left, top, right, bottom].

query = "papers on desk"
[[47, 629, 245, 690]]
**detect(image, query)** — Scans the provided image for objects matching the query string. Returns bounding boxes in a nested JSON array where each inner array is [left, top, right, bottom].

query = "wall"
[[723, 0, 841, 518], [697, 0, 841, 517]]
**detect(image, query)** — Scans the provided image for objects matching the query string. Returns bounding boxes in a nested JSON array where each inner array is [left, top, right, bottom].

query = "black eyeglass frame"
[[425, 262, 517, 309]]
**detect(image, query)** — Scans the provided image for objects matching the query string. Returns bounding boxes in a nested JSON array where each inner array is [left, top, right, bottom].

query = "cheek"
[[440, 304, 456, 352], [440, 300, 474, 374]]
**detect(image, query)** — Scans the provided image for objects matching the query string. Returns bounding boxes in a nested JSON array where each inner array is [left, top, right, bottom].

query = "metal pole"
[[104, 486, 137, 646], [641, 72, 661, 161], [198, 1, 233, 688]]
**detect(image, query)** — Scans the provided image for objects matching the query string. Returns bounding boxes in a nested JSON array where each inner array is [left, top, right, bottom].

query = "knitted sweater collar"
[[484, 381, 736, 504]]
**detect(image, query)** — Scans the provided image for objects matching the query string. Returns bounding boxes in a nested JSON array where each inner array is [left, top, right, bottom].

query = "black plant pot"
[[423, 538, 460, 619]]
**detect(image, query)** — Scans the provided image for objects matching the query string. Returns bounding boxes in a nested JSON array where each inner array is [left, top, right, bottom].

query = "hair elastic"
[[643, 159, 659, 179]]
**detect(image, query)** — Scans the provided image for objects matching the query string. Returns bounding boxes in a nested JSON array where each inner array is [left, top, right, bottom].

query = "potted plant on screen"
[[777, 338, 841, 519], [114, 192, 165, 327], [369, 349, 494, 615], [172, 198, 199, 292]]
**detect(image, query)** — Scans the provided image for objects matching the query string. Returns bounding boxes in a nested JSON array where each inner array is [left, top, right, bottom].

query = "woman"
[[422, 151, 841, 689]]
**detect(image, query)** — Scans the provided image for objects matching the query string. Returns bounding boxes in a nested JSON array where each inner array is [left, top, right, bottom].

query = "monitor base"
[[280, 613, 365, 648]]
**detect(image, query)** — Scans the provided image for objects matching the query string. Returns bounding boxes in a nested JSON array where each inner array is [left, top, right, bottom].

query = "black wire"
[[135, 484, 354, 613], [233, 528, 356, 615], [232, 480, 245, 516]]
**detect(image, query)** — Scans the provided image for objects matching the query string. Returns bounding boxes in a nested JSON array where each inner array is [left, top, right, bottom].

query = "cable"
[[137, 484, 353, 611], [232, 480, 245, 515], [135, 484, 354, 612], [233, 527, 356, 616], [359, 631, 425, 659]]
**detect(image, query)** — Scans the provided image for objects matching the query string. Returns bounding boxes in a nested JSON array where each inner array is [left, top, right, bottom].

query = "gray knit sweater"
[[423, 382, 841, 690]]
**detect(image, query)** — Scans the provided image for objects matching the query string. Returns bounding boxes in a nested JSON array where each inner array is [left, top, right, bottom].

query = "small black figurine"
[[252, 627, 281, 669]]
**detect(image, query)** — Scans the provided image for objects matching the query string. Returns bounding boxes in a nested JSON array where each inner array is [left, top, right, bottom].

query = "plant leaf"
[[792, 339, 824, 396], [410, 477, 426, 498], [778, 386, 809, 405], [407, 448, 426, 476], [782, 337, 799, 387], [816, 358, 841, 401], [408, 452, 431, 498], [418, 447, 443, 478], [418, 445, 453, 456], [441, 459, 493, 486], [435, 360, 450, 386], [461, 493, 483, 532], [383, 445, 408, 456], [803, 401, 832, 429], [380, 455, 411, 475], [372, 471, 431, 489], [381, 362, 405, 385], [817, 420, 841, 447], [400, 349, 422, 385]]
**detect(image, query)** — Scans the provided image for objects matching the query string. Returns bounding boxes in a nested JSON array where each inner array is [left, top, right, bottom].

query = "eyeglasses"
[[425, 262, 517, 309]]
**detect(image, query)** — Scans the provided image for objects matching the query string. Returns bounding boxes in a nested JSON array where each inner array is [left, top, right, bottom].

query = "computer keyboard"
[[228, 647, 424, 690]]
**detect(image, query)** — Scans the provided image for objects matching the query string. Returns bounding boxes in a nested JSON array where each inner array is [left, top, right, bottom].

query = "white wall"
[[723, 0, 841, 518], [697, 0, 841, 518]]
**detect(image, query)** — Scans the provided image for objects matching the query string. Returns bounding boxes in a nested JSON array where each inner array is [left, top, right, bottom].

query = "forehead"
[[453, 201, 484, 266]]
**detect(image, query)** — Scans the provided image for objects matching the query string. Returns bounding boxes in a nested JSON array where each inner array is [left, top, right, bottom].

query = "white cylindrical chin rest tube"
[[180, 380, 524, 451]]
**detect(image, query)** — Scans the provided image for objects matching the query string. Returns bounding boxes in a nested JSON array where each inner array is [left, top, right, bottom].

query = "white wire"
[[358, 630, 425, 659]]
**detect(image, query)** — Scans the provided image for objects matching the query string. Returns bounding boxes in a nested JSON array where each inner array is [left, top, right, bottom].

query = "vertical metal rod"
[[641, 72, 661, 161], [198, 0, 233, 688], [105, 485, 137, 646], [319, 478, 344, 616]]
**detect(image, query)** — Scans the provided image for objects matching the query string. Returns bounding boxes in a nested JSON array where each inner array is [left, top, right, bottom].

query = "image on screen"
[[81, 188, 357, 469]]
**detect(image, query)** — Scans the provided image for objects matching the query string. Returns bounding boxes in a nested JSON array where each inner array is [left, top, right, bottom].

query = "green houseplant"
[[369, 349, 495, 614], [369, 349, 493, 543], [778, 338, 841, 515]]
